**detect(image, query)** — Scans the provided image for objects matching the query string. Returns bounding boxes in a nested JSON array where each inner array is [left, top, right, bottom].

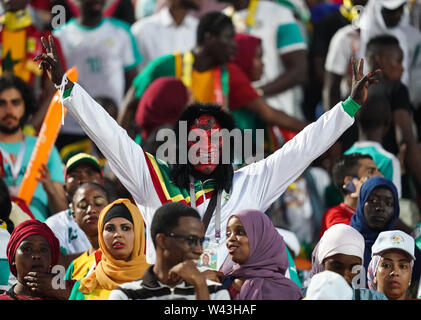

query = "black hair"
[[72, 182, 110, 203], [0, 178, 14, 234], [196, 11, 234, 45], [366, 35, 401, 60], [0, 74, 37, 124], [150, 202, 201, 247], [356, 94, 392, 133], [171, 102, 236, 193], [332, 153, 374, 195]]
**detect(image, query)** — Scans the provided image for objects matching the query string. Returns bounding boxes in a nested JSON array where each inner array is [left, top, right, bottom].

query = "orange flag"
[[17, 67, 78, 205]]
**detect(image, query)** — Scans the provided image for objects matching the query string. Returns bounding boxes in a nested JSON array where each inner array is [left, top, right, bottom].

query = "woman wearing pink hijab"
[[220, 209, 303, 300]]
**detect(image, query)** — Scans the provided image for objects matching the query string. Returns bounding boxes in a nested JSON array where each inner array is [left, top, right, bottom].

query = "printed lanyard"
[[189, 175, 222, 243], [0, 138, 26, 185], [181, 51, 229, 110]]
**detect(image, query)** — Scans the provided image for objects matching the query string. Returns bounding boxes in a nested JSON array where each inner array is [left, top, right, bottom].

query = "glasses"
[[165, 233, 210, 249]]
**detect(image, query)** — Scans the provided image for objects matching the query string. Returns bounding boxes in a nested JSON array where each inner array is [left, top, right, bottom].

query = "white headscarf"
[[359, 0, 410, 84], [305, 224, 365, 286]]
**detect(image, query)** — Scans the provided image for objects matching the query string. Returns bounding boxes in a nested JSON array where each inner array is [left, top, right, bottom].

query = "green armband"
[[341, 96, 361, 118], [62, 87, 73, 99]]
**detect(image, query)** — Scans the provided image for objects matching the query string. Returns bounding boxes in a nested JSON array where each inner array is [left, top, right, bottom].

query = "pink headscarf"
[[221, 209, 303, 300]]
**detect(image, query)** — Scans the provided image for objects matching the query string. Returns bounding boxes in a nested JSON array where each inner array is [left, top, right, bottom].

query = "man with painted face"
[[36, 33, 381, 270]]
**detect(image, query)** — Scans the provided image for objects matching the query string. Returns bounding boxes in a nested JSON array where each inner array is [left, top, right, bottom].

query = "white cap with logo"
[[371, 230, 416, 260]]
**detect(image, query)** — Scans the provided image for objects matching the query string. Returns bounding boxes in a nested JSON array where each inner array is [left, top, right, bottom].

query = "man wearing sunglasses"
[[109, 202, 230, 300]]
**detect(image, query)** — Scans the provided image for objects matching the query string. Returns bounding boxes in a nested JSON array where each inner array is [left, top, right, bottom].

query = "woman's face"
[[375, 250, 412, 300], [14, 235, 52, 282], [72, 185, 108, 238], [226, 216, 250, 264], [363, 187, 395, 231], [103, 217, 135, 261], [323, 253, 363, 285], [250, 44, 264, 82]]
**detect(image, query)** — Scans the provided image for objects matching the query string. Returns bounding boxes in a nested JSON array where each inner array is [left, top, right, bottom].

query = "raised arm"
[[239, 58, 381, 207], [34, 36, 155, 204]]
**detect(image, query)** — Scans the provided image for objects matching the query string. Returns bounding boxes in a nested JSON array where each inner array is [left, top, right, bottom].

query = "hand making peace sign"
[[34, 35, 74, 90], [349, 57, 381, 106]]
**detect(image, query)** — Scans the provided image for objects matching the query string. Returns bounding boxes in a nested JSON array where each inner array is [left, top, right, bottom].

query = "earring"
[[373, 277, 377, 284]]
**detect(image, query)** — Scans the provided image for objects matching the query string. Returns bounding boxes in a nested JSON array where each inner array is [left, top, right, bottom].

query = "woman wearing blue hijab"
[[350, 176, 400, 272]]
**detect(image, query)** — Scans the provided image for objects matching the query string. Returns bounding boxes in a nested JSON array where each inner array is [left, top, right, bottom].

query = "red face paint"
[[188, 115, 222, 175]]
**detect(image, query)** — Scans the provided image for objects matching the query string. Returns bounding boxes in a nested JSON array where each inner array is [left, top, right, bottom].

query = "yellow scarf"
[[0, 10, 32, 31], [0, 220, 7, 230], [340, 0, 360, 22], [79, 199, 150, 293]]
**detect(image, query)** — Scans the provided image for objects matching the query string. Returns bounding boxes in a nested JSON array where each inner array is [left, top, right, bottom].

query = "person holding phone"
[[320, 153, 382, 237]]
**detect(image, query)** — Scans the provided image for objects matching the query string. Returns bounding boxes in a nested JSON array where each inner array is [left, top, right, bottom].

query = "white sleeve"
[[108, 288, 129, 300], [236, 102, 354, 210], [325, 28, 352, 75], [63, 83, 156, 206]]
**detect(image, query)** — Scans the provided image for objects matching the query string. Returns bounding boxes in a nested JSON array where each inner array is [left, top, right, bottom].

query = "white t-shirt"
[[54, 17, 142, 135], [45, 209, 91, 255], [131, 7, 198, 70], [325, 25, 361, 100], [225, 1, 307, 120]]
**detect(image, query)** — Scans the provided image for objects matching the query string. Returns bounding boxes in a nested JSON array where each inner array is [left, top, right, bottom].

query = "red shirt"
[[320, 202, 355, 238], [226, 62, 260, 110]]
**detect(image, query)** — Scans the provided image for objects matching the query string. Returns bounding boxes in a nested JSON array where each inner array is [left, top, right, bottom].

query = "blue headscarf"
[[350, 177, 400, 271]]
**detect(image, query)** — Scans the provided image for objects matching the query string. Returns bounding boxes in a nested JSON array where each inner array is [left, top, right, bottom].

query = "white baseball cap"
[[305, 271, 353, 300], [371, 230, 416, 260], [380, 0, 408, 10]]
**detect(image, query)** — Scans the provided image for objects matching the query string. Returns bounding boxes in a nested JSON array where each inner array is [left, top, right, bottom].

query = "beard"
[[0, 117, 24, 134]]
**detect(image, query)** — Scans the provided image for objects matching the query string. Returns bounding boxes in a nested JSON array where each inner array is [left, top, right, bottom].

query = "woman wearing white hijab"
[[359, 0, 421, 106], [305, 224, 387, 300]]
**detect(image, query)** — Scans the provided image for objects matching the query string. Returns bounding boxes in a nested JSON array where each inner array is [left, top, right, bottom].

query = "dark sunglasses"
[[165, 233, 210, 249]]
